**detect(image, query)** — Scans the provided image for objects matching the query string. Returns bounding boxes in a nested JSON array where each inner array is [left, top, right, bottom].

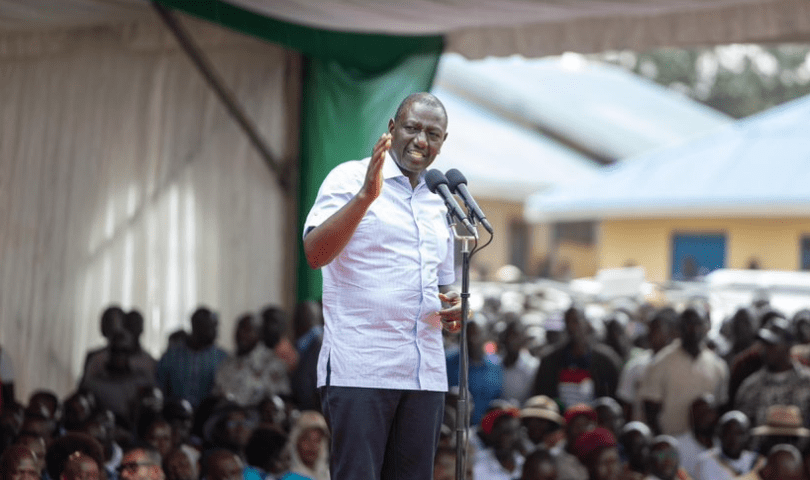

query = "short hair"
[[45, 433, 105, 480], [201, 449, 240, 479], [0, 445, 37, 478], [245, 428, 288, 469], [393, 92, 447, 124], [124, 445, 162, 465], [522, 448, 555, 472]]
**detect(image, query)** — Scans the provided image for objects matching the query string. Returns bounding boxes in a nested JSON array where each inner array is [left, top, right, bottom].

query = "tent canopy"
[[2, 0, 810, 58], [525, 93, 810, 222]]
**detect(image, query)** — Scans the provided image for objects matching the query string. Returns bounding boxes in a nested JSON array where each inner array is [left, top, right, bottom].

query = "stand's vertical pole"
[[455, 236, 473, 480]]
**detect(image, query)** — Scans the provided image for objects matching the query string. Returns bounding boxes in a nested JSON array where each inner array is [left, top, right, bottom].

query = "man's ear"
[[388, 118, 395, 134]]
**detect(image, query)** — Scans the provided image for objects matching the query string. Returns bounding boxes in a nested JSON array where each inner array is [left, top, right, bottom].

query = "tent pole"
[[151, 1, 289, 191]]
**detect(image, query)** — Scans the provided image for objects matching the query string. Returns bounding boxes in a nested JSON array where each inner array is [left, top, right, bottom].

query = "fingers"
[[442, 318, 462, 334], [438, 291, 460, 305], [372, 133, 392, 162]]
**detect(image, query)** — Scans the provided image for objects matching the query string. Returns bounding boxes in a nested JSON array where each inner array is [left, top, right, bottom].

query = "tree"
[[596, 44, 810, 118]]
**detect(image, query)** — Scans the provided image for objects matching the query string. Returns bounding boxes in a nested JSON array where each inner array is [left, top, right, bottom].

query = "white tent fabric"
[[525, 93, 810, 222], [0, 14, 300, 397], [0, 0, 807, 400], [1, 0, 810, 57]]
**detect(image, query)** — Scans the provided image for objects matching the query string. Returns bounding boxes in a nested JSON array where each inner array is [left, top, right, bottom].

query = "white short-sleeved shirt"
[[638, 340, 729, 436], [304, 154, 455, 391], [693, 447, 758, 480]]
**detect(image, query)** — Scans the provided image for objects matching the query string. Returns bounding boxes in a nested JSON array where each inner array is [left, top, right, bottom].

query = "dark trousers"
[[320, 386, 444, 480]]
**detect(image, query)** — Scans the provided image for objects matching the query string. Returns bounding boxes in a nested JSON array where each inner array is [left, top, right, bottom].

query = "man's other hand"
[[439, 291, 472, 334]]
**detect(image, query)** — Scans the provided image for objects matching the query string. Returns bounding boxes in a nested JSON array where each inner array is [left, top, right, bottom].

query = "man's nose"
[[414, 129, 428, 146]]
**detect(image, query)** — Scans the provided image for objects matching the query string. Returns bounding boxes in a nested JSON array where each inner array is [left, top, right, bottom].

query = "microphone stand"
[[449, 213, 476, 480]]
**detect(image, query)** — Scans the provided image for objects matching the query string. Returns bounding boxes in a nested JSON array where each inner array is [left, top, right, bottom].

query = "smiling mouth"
[[408, 150, 425, 159]]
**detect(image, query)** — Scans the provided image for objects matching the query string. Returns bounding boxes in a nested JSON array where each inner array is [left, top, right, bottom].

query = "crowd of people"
[[434, 287, 810, 480], [2, 287, 810, 480], [0, 301, 326, 480]]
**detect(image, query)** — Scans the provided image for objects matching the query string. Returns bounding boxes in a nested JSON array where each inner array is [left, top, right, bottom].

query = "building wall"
[[600, 217, 810, 282], [469, 198, 552, 279]]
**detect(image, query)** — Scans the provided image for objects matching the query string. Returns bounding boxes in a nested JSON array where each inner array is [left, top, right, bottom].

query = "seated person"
[[618, 421, 652, 480], [694, 410, 757, 480], [556, 404, 598, 480], [519, 448, 558, 480], [737, 444, 803, 480], [0, 445, 39, 480], [474, 407, 524, 480], [572, 427, 621, 480], [647, 435, 691, 480]]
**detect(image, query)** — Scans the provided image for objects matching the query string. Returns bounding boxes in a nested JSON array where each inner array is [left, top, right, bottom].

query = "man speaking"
[[303, 92, 464, 480]]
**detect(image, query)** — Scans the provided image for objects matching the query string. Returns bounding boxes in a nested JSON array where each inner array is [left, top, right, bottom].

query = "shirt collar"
[[382, 151, 405, 180], [382, 151, 427, 186]]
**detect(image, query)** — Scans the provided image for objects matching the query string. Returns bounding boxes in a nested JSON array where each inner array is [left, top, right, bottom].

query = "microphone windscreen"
[[445, 168, 468, 192], [425, 169, 448, 194]]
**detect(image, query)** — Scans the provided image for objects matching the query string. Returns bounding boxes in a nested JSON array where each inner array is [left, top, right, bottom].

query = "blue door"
[[671, 233, 726, 280]]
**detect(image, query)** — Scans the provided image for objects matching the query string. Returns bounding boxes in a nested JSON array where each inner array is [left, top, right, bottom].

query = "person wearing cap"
[[520, 395, 565, 451], [734, 317, 810, 429], [618, 421, 652, 480], [474, 407, 524, 480], [593, 397, 624, 439], [638, 306, 728, 436], [694, 410, 757, 480], [571, 427, 621, 480], [674, 394, 718, 479], [737, 443, 804, 480], [728, 309, 787, 403], [556, 404, 597, 480], [647, 435, 692, 480]]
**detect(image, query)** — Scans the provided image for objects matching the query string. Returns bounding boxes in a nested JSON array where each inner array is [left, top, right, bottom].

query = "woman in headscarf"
[[287, 411, 329, 480]]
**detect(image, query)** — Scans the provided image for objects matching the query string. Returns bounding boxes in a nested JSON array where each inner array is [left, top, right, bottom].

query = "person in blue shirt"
[[446, 320, 503, 426]]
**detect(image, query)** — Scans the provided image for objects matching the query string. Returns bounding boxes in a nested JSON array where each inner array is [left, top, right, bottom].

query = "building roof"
[[525, 93, 810, 222], [435, 53, 730, 162], [433, 87, 601, 202]]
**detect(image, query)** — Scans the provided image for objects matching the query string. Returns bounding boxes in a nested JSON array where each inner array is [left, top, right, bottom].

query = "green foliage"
[[598, 44, 810, 118]]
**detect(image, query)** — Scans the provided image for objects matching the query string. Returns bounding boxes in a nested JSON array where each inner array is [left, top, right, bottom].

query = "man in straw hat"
[[751, 405, 810, 458], [520, 395, 565, 451]]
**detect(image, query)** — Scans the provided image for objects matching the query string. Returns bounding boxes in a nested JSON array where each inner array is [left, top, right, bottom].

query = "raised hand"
[[359, 133, 391, 202]]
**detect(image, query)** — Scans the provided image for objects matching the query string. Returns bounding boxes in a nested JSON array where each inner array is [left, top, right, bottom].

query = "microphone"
[[445, 168, 494, 234], [425, 169, 478, 238]]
